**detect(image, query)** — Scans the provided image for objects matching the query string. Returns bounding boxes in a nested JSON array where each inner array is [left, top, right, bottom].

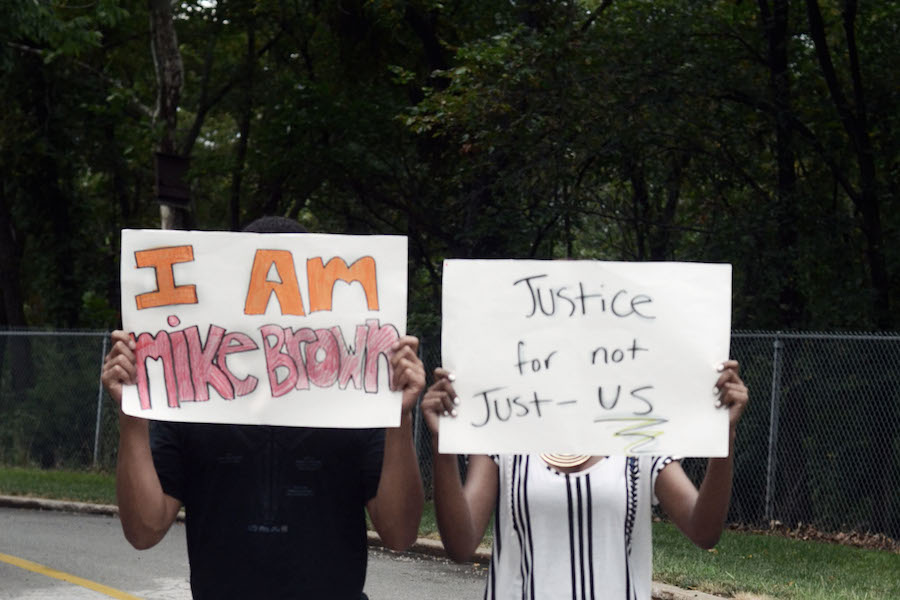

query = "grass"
[[3, 466, 898, 599], [653, 521, 900, 600], [0, 466, 116, 505]]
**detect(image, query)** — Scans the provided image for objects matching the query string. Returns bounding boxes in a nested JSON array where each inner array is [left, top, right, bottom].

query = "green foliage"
[[2, 0, 897, 332]]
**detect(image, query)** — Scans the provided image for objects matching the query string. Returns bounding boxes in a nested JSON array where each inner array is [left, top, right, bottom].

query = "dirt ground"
[[728, 522, 899, 553]]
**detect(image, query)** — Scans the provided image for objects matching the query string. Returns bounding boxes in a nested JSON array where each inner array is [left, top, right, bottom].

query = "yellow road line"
[[0, 552, 143, 600]]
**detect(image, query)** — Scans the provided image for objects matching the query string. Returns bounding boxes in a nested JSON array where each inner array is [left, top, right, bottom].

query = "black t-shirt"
[[150, 422, 385, 599]]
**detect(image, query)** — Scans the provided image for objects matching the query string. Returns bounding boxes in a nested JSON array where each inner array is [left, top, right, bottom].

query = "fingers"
[[427, 368, 457, 402], [422, 387, 458, 417], [389, 337, 425, 416], [103, 354, 137, 385], [421, 368, 460, 434], [714, 360, 742, 396], [104, 331, 135, 369], [101, 330, 137, 405], [390, 336, 420, 377], [390, 338, 425, 395], [391, 355, 423, 387], [714, 360, 749, 426], [391, 335, 419, 355], [433, 367, 454, 381], [110, 329, 134, 347]]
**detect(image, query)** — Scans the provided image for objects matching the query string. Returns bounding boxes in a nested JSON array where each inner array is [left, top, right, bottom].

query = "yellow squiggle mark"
[[592, 417, 668, 453]]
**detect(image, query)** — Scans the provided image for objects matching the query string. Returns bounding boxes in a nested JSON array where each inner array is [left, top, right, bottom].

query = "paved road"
[[0, 507, 486, 599]]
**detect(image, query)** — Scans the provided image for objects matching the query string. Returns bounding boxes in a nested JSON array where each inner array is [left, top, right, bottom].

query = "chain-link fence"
[[0, 331, 114, 469], [722, 332, 900, 539], [1, 330, 898, 539], [412, 332, 900, 541]]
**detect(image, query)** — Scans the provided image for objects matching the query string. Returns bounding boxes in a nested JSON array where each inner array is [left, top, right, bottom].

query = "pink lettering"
[[184, 325, 234, 401], [133, 325, 260, 409], [261, 324, 298, 398], [333, 325, 367, 391], [169, 329, 195, 402], [363, 319, 399, 393], [305, 329, 340, 388], [216, 332, 260, 396], [134, 331, 178, 409], [284, 327, 316, 391], [256, 321, 401, 397]]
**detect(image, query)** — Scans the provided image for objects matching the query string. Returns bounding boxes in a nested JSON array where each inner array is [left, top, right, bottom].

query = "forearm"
[[431, 437, 483, 561], [372, 412, 424, 550], [115, 413, 177, 549], [690, 432, 736, 547]]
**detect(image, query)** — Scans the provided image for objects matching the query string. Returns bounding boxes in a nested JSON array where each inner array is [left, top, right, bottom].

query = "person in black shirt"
[[101, 217, 424, 599]]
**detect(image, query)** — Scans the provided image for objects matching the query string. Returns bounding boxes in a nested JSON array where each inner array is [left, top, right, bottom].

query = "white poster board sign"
[[439, 260, 732, 456], [120, 229, 407, 427]]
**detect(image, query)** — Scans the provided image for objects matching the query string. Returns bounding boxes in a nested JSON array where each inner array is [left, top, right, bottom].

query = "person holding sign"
[[421, 361, 748, 600], [101, 217, 425, 600]]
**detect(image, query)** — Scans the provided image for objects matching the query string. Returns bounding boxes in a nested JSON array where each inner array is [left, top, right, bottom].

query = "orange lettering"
[[244, 250, 306, 315], [135, 246, 198, 309], [307, 256, 379, 313]]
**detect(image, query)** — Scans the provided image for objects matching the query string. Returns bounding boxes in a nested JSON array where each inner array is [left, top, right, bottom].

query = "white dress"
[[484, 454, 674, 600]]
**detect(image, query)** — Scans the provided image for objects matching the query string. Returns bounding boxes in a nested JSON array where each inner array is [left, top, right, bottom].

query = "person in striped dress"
[[421, 361, 748, 600]]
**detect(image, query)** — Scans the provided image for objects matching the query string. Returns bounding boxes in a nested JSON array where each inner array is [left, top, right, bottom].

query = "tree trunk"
[[149, 0, 187, 229], [230, 16, 256, 231], [624, 158, 648, 260], [806, 0, 896, 535], [148, 0, 182, 155], [805, 0, 890, 329], [760, 0, 805, 326], [0, 186, 35, 401]]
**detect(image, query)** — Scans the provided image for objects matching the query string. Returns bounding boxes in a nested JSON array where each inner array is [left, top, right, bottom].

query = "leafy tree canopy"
[[0, 0, 897, 336]]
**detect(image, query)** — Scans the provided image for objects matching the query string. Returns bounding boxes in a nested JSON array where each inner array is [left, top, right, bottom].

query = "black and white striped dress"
[[484, 455, 674, 600]]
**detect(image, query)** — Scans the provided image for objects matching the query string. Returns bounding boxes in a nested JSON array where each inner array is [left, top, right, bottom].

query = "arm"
[[422, 369, 498, 562], [366, 335, 426, 551], [655, 360, 749, 549], [101, 330, 181, 550]]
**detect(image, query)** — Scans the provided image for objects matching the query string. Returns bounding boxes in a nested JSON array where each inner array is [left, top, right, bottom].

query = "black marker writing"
[[470, 387, 554, 427], [597, 384, 655, 415], [590, 338, 649, 365], [516, 340, 557, 375], [513, 274, 655, 320]]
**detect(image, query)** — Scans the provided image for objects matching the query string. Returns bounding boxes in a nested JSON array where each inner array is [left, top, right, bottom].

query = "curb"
[[649, 583, 729, 600], [2, 495, 728, 600], [366, 531, 492, 564], [0, 495, 121, 517]]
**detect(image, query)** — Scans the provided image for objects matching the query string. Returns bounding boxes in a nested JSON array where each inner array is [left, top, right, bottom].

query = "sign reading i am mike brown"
[[119, 229, 408, 428]]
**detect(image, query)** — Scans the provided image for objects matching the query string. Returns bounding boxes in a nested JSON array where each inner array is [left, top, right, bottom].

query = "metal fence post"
[[92, 335, 109, 469], [764, 334, 784, 523]]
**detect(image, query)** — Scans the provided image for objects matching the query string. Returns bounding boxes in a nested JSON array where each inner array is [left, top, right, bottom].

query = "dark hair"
[[241, 216, 308, 234]]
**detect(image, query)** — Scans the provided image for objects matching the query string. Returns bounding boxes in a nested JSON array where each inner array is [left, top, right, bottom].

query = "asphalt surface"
[[0, 505, 487, 600], [0, 506, 188, 599], [0, 497, 725, 600]]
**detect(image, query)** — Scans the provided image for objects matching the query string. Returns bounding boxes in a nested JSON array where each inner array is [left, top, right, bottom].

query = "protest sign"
[[439, 260, 732, 456], [120, 229, 407, 427]]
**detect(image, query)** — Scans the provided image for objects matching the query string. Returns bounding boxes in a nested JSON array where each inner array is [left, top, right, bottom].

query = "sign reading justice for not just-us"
[[120, 229, 408, 428], [439, 260, 733, 457]]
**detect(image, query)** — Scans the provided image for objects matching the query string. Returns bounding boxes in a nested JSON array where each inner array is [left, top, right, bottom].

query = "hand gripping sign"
[[439, 260, 732, 457], [120, 229, 408, 428]]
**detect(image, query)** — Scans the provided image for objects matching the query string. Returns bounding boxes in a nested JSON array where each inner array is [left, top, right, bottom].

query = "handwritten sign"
[[120, 229, 407, 427], [439, 260, 732, 457]]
